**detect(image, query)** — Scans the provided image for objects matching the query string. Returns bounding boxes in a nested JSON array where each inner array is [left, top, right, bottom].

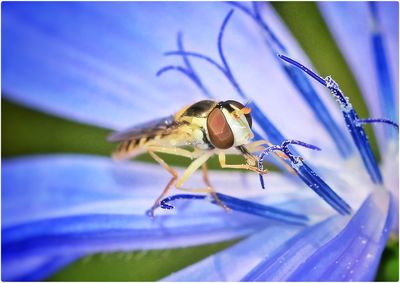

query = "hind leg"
[[149, 151, 213, 216], [174, 153, 230, 212], [147, 151, 178, 217]]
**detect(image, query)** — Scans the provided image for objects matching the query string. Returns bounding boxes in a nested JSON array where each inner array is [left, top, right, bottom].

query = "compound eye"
[[207, 108, 234, 149], [225, 100, 252, 128]]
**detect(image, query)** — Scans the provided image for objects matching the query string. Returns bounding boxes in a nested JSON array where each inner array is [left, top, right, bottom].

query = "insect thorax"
[[177, 100, 218, 150]]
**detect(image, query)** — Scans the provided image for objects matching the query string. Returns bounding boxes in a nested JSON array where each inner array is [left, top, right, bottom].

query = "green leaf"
[[2, 99, 114, 157], [376, 240, 399, 281], [49, 239, 240, 281]]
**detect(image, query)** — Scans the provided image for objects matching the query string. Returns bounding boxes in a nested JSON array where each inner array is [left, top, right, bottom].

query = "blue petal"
[[243, 190, 390, 281], [230, 2, 352, 158], [2, 254, 81, 281], [285, 190, 392, 281], [2, 155, 270, 240], [2, 2, 234, 130], [381, 145, 399, 233], [3, 2, 345, 157], [160, 193, 310, 226], [162, 200, 348, 281], [163, 224, 304, 281], [319, 2, 399, 149], [278, 55, 383, 184], [166, 190, 390, 281], [2, 154, 320, 280]]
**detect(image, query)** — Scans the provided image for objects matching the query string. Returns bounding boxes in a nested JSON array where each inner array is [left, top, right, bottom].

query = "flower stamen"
[[258, 140, 352, 215], [159, 11, 351, 214], [279, 54, 398, 185], [230, 2, 353, 158], [356, 118, 399, 129], [368, 3, 398, 141], [163, 10, 288, 147], [156, 32, 213, 99], [158, 193, 309, 226]]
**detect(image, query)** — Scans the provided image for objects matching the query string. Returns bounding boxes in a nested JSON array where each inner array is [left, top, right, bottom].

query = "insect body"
[[108, 100, 270, 216]]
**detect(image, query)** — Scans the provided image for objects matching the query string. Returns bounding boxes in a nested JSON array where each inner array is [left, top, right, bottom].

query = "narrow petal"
[[285, 190, 392, 281], [319, 2, 399, 149], [381, 144, 399, 233], [2, 254, 81, 282], [230, 2, 352, 158], [243, 190, 389, 281], [160, 193, 310, 226], [3, 2, 345, 158], [279, 55, 383, 184], [162, 200, 349, 281], [2, 154, 325, 228], [2, 155, 270, 243], [162, 224, 304, 281], [2, 154, 329, 280], [162, 190, 389, 281], [2, 2, 235, 130]]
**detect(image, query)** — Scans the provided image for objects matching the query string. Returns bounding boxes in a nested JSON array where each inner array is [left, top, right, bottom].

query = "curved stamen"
[[258, 140, 321, 189], [228, 2, 287, 53], [279, 54, 326, 85], [164, 11, 289, 147], [368, 3, 398, 141], [357, 118, 399, 129], [217, 9, 234, 72], [158, 33, 275, 150], [278, 54, 394, 185], [157, 34, 213, 99], [230, 2, 352, 158], [160, 194, 206, 209], [281, 139, 322, 151], [258, 140, 352, 215], [158, 34, 275, 166], [176, 32, 198, 77], [157, 193, 309, 226], [161, 11, 348, 213], [165, 50, 227, 75]]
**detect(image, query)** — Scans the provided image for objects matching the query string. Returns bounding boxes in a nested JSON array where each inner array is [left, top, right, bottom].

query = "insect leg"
[[146, 146, 197, 159], [147, 151, 178, 217], [246, 140, 288, 159], [175, 152, 213, 188], [218, 152, 269, 174], [246, 140, 296, 175], [174, 153, 230, 210], [201, 163, 230, 212], [245, 140, 270, 153]]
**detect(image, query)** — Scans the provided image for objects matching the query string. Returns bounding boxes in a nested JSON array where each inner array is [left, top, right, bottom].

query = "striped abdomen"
[[112, 133, 170, 160]]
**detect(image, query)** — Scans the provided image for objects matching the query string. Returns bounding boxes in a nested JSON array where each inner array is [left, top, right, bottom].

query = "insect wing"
[[107, 115, 178, 142]]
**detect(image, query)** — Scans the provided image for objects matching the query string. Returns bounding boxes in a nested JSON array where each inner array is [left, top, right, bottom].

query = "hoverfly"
[[108, 100, 280, 216]]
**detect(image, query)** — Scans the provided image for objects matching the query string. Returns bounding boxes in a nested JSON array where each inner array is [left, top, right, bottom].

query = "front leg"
[[218, 152, 268, 174], [147, 151, 178, 217], [175, 152, 213, 188], [174, 156, 230, 212], [246, 140, 296, 175]]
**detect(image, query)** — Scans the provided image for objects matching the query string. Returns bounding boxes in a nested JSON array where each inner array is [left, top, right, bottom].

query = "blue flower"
[[2, 2, 398, 281]]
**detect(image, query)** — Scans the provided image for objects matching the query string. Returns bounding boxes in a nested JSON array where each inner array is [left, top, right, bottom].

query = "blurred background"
[[2, 2, 398, 281]]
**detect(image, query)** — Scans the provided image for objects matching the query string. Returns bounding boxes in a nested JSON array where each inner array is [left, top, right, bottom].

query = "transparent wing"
[[107, 115, 178, 142]]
